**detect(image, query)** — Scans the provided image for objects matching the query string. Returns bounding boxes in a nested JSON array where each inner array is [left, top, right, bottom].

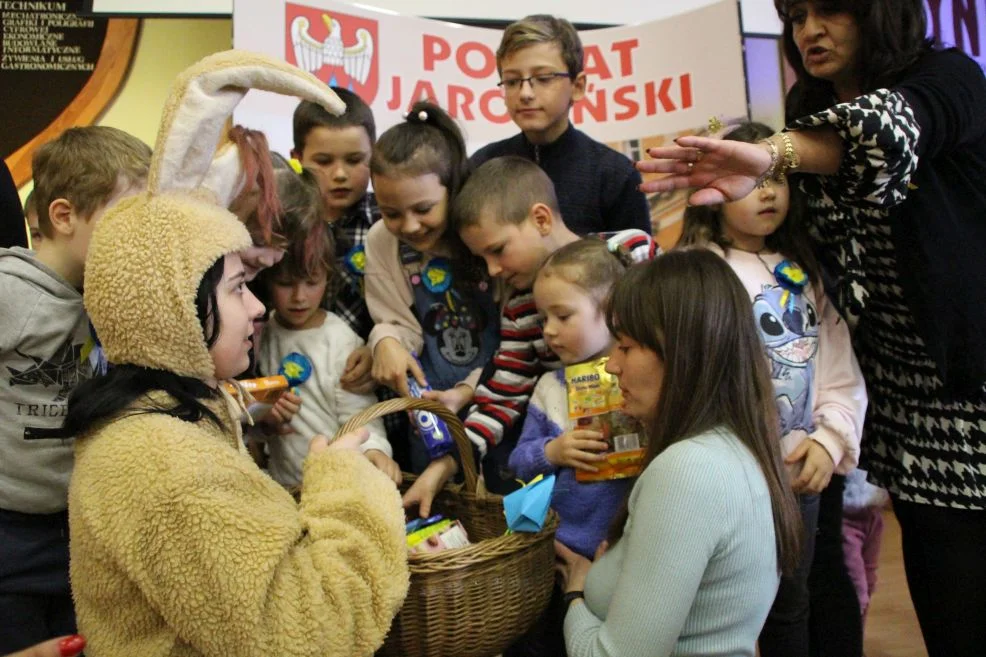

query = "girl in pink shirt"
[[680, 122, 867, 657]]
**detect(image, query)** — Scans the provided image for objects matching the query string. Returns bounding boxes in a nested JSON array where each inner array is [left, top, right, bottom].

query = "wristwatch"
[[563, 590, 585, 606]]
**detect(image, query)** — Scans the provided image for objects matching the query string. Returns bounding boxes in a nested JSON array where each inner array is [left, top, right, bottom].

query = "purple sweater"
[[508, 369, 630, 559]]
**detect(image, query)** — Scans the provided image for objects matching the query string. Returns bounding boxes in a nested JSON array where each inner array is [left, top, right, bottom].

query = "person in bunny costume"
[[61, 51, 409, 657]]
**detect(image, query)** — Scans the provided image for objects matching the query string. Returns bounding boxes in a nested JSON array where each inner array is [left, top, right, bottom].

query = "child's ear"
[[530, 203, 555, 236], [570, 72, 587, 104], [47, 198, 77, 236]]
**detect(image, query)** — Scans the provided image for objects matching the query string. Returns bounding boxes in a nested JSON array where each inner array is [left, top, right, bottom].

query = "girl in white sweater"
[[256, 167, 396, 488]]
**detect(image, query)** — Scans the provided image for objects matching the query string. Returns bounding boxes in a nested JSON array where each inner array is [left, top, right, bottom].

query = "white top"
[[258, 311, 389, 488]]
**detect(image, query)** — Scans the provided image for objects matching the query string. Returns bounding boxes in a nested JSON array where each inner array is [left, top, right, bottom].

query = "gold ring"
[[687, 162, 695, 171]]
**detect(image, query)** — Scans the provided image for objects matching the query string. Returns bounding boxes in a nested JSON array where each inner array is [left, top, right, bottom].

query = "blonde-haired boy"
[[0, 125, 150, 653], [470, 14, 650, 237]]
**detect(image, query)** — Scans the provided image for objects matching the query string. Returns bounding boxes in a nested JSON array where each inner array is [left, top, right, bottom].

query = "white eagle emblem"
[[290, 13, 374, 85]]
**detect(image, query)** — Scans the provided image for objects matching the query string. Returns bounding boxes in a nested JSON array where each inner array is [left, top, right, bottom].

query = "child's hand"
[[365, 449, 403, 485], [402, 454, 458, 518], [422, 383, 473, 414], [258, 391, 302, 435], [544, 430, 608, 472], [372, 338, 427, 397], [785, 438, 835, 494], [340, 346, 376, 394]]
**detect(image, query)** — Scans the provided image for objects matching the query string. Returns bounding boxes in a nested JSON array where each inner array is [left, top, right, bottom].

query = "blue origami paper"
[[503, 474, 556, 533]]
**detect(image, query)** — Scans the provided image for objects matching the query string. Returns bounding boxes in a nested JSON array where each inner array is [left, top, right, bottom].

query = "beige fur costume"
[[69, 51, 408, 657]]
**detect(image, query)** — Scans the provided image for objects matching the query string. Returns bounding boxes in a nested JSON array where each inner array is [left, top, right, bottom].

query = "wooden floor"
[[863, 510, 927, 657]]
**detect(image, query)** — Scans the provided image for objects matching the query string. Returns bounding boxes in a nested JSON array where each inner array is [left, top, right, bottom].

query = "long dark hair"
[[370, 100, 484, 287], [678, 122, 821, 285], [776, 0, 933, 119], [63, 257, 228, 436], [605, 251, 802, 575]]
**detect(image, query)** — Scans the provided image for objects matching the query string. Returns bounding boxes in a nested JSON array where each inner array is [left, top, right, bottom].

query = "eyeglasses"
[[497, 72, 571, 92]]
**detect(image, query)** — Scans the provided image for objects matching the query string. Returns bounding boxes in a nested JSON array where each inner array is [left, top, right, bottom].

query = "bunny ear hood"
[[85, 193, 249, 379], [85, 50, 345, 380], [186, 51, 346, 207]]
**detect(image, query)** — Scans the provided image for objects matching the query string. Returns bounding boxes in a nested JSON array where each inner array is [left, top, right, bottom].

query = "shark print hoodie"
[[0, 246, 97, 514]]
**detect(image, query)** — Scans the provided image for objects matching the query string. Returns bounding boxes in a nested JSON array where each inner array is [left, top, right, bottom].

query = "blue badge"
[[344, 244, 366, 276], [773, 260, 808, 311], [422, 258, 452, 293], [279, 352, 313, 388]]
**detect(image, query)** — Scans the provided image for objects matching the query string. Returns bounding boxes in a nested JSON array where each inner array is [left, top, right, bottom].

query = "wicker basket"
[[334, 397, 558, 657]]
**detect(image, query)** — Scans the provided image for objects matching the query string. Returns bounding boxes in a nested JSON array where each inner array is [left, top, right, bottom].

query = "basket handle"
[[334, 397, 481, 493]]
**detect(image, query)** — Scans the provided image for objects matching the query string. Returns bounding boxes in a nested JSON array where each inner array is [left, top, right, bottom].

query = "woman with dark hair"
[[62, 164, 408, 657], [554, 250, 803, 657], [638, 2, 986, 655]]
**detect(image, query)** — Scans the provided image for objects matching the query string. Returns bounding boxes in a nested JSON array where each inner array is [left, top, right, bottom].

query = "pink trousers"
[[841, 506, 885, 618]]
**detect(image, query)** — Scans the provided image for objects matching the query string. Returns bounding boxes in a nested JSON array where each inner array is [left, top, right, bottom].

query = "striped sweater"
[[464, 230, 657, 455]]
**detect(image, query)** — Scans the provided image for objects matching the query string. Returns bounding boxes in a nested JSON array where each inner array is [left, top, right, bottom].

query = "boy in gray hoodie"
[[0, 126, 150, 654]]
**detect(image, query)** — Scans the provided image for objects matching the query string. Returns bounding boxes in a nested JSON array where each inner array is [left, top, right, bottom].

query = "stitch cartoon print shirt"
[[712, 245, 866, 474]]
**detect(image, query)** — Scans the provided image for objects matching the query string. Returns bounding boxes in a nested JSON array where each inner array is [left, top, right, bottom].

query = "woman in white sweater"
[[555, 250, 803, 657]]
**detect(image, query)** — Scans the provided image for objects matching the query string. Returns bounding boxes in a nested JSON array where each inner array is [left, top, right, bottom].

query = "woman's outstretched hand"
[[637, 135, 772, 206]]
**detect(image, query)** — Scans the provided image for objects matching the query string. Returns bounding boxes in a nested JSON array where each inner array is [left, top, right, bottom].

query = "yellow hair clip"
[[708, 116, 724, 134], [288, 158, 304, 174]]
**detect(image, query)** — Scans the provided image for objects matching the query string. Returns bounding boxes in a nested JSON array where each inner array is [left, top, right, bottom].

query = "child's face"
[[534, 273, 611, 365], [209, 253, 266, 381], [720, 178, 790, 252], [460, 210, 550, 290], [499, 42, 585, 145], [605, 333, 664, 423], [295, 126, 371, 217], [270, 269, 328, 331], [374, 172, 449, 254]]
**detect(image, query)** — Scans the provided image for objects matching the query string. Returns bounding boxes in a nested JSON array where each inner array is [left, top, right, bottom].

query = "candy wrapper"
[[228, 352, 313, 420], [407, 355, 454, 459], [407, 519, 471, 554], [567, 357, 646, 482]]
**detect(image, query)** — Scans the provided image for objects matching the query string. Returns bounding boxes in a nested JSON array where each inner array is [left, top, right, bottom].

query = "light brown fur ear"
[[150, 49, 346, 200]]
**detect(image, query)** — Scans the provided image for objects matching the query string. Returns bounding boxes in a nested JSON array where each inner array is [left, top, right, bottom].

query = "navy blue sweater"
[[470, 124, 651, 236]]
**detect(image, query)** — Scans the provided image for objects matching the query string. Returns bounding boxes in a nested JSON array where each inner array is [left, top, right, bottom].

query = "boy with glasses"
[[471, 14, 651, 236]]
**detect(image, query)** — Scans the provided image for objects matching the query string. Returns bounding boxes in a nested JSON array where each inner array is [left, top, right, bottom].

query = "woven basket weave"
[[334, 397, 557, 657]]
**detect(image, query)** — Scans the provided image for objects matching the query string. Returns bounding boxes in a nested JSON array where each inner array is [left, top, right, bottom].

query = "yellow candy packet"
[[566, 357, 647, 482]]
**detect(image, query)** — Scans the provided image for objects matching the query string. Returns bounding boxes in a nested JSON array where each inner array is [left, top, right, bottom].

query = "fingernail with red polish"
[[59, 634, 87, 657]]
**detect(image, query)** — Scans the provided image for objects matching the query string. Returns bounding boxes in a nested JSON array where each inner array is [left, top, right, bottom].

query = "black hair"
[[775, 0, 933, 120], [371, 100, 485, 288], [292, 87, 377, 154], [370, 100, 470, 199], [64, 257, 228, 436]]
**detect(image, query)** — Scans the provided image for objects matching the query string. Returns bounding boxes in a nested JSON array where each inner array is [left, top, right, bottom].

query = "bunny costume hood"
[[85, 51, 345, 379]]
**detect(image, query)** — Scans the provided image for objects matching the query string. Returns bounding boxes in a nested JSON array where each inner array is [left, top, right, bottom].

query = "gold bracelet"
[[755, 139, 779, 188], [776, 132, 801, 177], [756, 133, 800, 188]]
